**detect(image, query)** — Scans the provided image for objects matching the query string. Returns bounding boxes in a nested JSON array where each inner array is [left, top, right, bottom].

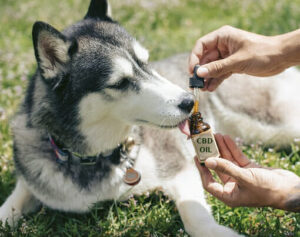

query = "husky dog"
[[1, 0, 300, 236]]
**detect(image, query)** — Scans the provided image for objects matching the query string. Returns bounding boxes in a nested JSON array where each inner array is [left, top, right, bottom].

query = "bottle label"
[[191, 129, 220, 163]]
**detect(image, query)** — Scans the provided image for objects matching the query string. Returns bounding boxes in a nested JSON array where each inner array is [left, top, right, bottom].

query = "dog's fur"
[[1, 0, 300, 236]]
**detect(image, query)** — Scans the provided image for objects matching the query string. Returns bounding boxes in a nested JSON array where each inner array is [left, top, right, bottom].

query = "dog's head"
[[32, 0, 193, 152]]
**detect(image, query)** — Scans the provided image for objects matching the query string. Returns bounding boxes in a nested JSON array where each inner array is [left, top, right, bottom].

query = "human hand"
[[189, 25, 289, 91], [194, 134, 300, 212]]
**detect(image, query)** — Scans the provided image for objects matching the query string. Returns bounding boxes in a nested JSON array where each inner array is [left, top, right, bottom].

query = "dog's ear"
[[32, 21, 78, 81], [84, 0, 112, 19]]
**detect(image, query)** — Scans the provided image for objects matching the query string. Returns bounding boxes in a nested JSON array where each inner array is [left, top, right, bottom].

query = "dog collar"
[[49, 134, 119, 165], [48, 134, 141, 185]]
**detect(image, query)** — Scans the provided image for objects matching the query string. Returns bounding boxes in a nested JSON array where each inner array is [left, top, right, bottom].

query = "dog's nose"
[[178, 98, 194, 114]]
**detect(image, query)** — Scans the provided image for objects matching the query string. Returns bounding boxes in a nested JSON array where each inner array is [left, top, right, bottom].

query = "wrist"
[[282, 183, 300, 212], [269, 178, 300, 212], [262, 169, 295, 210], [275, 29, 300, 68], [268, 188, 287, 210]]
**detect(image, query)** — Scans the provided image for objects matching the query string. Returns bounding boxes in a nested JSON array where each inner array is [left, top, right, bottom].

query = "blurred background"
[[0, 0, 300, 236]]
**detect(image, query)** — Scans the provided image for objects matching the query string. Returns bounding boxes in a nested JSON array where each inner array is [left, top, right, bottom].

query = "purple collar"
[[48, 134, 122, 165]]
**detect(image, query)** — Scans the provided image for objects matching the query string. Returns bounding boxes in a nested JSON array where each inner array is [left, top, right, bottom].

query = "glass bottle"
[[189, 66, 220, 164]]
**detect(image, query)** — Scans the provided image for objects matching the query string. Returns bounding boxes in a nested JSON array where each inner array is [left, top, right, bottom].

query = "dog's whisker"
[[159, 117, 167, 127]]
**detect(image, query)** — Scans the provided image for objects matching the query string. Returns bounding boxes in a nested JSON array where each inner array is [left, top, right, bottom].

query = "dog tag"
[[123, 168, 141, 186]]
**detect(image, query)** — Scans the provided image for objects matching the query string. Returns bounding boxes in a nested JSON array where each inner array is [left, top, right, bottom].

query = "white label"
[[191, 129, 220, 163]]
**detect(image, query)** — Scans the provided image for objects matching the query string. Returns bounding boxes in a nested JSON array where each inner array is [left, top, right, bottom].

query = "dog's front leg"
[[164, 163, 242, 237], [0, 178, 40, 227]]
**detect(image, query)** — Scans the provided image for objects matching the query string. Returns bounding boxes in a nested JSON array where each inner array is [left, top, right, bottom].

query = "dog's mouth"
[[136, 118, 190, 133], [178, 119, 190, 136]]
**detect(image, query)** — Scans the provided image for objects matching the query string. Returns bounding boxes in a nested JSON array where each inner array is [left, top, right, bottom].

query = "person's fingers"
[[206, 72, 232, 91], [201, 72, 231, 92], [214, 134, 235, 183], [215, 134, 234, 162], [194, 157, 215, 187], [223, 181, 237, 198], [188, 52, 201, 74], [222, 181, 240, 205], [189, 29, 222, 73], [197, 55, 238, 79], [189, 41, 205, 74], [192, 32, 219, 58], [194, 156, 201, 170], [206, 182, 226, 201], [194, 157, 225, 200], [205, 157, 249, 184], [201, 77, 212, 91], [200, 49, 220, 65], [223, 135, 250, 167]]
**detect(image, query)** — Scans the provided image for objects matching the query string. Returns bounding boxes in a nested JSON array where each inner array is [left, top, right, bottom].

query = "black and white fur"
[[1, 1, 300, 236]]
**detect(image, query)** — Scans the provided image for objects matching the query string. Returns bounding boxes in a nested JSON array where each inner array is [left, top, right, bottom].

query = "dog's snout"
[[178, 98, 194, 114]]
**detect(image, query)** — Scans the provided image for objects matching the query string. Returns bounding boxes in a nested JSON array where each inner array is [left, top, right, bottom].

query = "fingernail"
[[197, 67, 209, 77], [205, 158, 217, 169]]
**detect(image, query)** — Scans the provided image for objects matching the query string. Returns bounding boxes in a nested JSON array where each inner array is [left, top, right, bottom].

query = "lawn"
[[0, 0, 300, 236]]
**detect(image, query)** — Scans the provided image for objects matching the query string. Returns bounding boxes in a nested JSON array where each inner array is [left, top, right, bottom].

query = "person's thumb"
[[197, 57, 237, 78], [205, 157, 248, 183]]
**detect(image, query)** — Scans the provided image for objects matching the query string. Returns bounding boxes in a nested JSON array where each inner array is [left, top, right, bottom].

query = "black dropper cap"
[[189, 65, 204, 88]]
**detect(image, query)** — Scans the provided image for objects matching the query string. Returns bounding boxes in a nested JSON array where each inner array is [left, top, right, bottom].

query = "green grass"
[[0, 0, 300, 236]]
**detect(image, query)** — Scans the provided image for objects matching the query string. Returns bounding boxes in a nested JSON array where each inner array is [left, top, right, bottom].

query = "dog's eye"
[[107, 78, 131, 90]]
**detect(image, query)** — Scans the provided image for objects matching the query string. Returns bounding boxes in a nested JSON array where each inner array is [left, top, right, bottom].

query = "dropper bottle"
[[189, 66, 220, 165]]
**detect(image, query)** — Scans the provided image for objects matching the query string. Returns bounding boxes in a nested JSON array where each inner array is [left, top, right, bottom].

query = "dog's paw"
[[0, 205, 21, 227], [210, 225, 243, 237], [187, 223, 243, 237]]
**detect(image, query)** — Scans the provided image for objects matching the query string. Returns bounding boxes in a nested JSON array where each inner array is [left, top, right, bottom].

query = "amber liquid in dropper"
[[190, 89, 220, 164]]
